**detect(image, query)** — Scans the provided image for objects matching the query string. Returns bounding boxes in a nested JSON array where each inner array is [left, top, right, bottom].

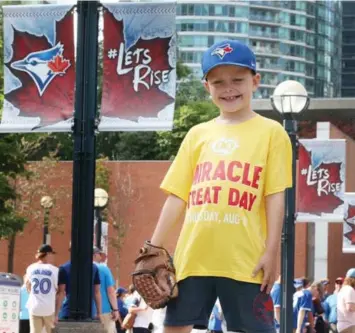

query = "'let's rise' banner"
[[297, 139, 346, 222], [99, 2, 176, 131]]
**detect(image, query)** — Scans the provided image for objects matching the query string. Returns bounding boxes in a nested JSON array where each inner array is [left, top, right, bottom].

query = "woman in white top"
[[337, 268, 355, 333]]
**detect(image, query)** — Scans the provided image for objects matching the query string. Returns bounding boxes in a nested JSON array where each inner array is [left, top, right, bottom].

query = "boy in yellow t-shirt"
[[149, 40, 292, 333]]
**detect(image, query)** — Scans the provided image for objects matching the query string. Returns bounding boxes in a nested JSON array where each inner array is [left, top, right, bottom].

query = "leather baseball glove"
[[132, 241, 178, 309]]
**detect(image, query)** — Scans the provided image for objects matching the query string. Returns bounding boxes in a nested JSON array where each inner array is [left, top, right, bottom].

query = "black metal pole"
[[69, 1, 99, 320], [280, 115, 298, 333], [95, 208, 102, 249]]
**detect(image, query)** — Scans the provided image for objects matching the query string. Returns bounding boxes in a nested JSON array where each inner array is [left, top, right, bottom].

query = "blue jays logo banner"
[[99, 2, 176, 131], [1, 5, 75, 133]]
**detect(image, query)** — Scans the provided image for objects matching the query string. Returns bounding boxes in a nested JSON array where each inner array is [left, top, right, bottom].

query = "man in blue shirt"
[[293, 278, 313, 333], [324, 277, 343, 333], [271, 276, 281, 332], [92, 247, 121, 333], [208, 299, 223, 333], [55, 246, 102, 322]]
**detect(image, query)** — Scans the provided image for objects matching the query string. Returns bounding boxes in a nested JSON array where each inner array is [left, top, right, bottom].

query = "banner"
[[1, 5, 75, 133], [343, 193, 355, 253], [99, 2, 176, 131], [297, 139, 346, 222]]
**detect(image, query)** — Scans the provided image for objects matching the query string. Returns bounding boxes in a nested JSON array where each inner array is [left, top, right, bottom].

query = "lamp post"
[[94, 188, 109, 249], [40, 195, 53, 245], [270, 80, 310, 333]]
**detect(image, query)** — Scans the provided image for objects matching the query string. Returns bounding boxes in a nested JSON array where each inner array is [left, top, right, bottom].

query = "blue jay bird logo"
[[11, 43, 71, 97], [211, 43, 234, 59]]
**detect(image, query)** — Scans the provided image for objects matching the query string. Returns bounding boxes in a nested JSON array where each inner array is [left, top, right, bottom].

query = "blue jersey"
[[271, 282, 281, 329], [58, 261, 100, 318], [293, 289, 313, 330], [208, 303, 223, 331]]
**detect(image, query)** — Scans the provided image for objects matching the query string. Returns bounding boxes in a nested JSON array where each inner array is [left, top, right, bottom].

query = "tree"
[[106, 164, 140, 283], [157, 101, 219, 159]]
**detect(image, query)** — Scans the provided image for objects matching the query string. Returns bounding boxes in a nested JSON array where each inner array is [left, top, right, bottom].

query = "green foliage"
[[157, 101, 218, 159], [95, 158, 111, 192]]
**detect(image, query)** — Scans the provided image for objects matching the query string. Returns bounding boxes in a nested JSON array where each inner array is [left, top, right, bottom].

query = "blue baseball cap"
[[294, 278, 303, 289], [116, 287, 127, 295], [346, 268, 355, 278], [201, 39, 257, 79]]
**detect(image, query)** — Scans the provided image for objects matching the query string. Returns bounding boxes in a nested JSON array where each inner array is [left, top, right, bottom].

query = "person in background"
[[293, 278, 313, 333], [271, 276, 281, 333], [55, 243, 102, 322], [26, 245, 58, 333], [116, 287, 128, 333], [207, 299, 223, 333], [128, 290, 153, 333], [321, 279, 331, 301], [20, 275, 30, 333], [337, 269, 355, 333], [324, 277, 344, 333], [93, 247, 121, 333], [310, 281, 327, 333]]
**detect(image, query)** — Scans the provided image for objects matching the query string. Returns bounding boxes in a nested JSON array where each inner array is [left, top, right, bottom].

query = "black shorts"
[[164, 277, 276, 333]]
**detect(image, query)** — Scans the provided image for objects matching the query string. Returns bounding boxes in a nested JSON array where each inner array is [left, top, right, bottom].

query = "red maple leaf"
[[101, 10, 174, 121], [347, 204, 355, 221], [263, 298, 274, 312], [345, 222, 355, 244], [5, 11, 75, 128], [297, 143, 344, 215], [48, 55, 70, 74]]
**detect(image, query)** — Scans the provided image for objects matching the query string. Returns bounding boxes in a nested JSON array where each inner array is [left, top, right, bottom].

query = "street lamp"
[[94, 188, 109, 249], [270, 80, 310, 333], [40, 195, 53, 245]]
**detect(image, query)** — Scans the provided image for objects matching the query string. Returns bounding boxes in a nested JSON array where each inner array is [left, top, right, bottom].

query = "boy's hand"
[[252, 251, 277, 294]]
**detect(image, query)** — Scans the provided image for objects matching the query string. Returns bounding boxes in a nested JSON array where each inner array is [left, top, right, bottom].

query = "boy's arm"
[[252, 191, 285, 293], [150, 194, 186, 246]]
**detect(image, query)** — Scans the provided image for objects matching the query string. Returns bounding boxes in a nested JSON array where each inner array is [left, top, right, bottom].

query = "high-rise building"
[[177, 0, 343, 98], [342, 1, 355, 97]]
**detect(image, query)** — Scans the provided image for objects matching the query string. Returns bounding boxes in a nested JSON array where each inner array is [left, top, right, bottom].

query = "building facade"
[[342, 1, 355, 97], [177, 0, 342, 98]]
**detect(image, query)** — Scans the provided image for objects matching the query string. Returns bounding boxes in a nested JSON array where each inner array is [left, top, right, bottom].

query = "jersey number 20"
[[32, 278, 52, 295]]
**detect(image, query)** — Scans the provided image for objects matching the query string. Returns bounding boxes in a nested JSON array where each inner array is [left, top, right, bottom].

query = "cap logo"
[[211, 43, 233, 59]]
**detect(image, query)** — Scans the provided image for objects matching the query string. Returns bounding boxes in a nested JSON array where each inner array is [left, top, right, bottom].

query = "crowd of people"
[[270, 271, 355, 333]]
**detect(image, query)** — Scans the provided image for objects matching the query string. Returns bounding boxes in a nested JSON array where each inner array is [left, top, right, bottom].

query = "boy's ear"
[[204, 80, 210, 93], [252, 73, 261, 92]]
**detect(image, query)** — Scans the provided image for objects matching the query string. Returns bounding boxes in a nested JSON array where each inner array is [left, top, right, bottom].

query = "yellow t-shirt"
[[160, 114, 292, 284]]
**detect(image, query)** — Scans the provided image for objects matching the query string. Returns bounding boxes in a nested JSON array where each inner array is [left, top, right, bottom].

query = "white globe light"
[[271, 80, 308, 114], [40, 196, 53, 209], [94, 188, 109, 208]]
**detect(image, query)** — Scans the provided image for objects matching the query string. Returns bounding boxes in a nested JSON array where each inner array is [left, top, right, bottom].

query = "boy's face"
[[204, 65, 260, 114]]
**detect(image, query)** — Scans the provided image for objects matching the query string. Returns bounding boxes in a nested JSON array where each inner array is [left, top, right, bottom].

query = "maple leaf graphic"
[[297, 143, 344, 215], [48, 55, 70, 74], [5, 12, 75, 128], [345, 222, 355, 245], [101, 10, 174, 121], [347, 204, 355, 221]]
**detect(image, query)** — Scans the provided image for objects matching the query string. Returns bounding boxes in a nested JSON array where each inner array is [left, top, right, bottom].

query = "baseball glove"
[[132, 241, 178, 309]]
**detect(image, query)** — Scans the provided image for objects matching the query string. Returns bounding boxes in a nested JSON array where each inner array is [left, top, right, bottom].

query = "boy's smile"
[[204, 65, 260, 119]]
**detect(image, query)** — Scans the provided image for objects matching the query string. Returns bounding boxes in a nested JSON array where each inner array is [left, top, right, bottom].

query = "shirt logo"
[[211, 138, 239, 155], [211, 43, 233, 59]]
